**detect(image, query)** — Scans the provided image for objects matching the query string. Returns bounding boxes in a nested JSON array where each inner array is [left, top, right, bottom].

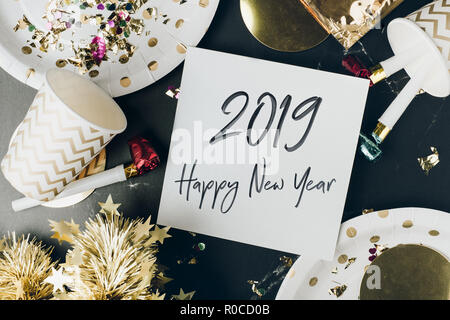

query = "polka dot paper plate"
[[276, 208, 450, 300], [0, 0, 218, 97]]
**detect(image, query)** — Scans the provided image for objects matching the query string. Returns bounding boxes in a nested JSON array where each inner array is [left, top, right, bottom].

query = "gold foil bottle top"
[[124, 163, 139, 179], [372, 122, 391, 144], [369, 64, 387, 85]]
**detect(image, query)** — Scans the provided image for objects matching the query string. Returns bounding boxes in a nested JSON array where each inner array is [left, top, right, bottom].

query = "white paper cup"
[[1, 69, 127, 201]]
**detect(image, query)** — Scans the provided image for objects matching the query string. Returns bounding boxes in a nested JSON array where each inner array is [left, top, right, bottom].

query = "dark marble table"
[[0, 0, 448, 299]]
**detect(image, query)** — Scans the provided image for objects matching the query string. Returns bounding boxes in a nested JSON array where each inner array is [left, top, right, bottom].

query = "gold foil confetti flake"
[[280, 256, 293, 267], [89, 70, 99, 78], [120, 76, 131, 87], [166, 86, 180, 99], [14, 16, 29, 31], [346, 227, 357, 238], [331, 267, 338, 274], [328, 284, 347, 298], [199, 0, 209, 8], [21, 46, 32, 55], [375, 244, 389, 253], [344, 257, 356, 269], [247, 280, 265, 297], [429, 230, 440, 236], [418, 147, 440, 175], [370, 235, 380, 243], [309, 277, 318, 287], [56, 59, 67, 68], [176, 43, 187, 54], [143, 7, 158, 20], [175, 19, 184, 28], [148, 37, 158, 47], [26, 68, 35, 79], [148, 60, 158, 71], [362, 208, 374, 215], [188, 258, 197, 265], [189, 232, 197, 237], [338, 254, 348, 264], [402, 220, 413, 228], [378, 210, 389, 218]]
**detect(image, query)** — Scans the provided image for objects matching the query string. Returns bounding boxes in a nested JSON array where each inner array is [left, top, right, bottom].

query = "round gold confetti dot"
[[199, 0, 209, 7], [346, 227, 357, 238], [148, 61, 158, 71], [175, 19, 184, 29], [338, 254, 348, 264], [119, 54, 129, 64], [378, 210, 389, 218], [55, 59, 67, 68], [89, 70, 99, 78], [309, 277, 318, 287], [370, 235, 380, 243], [120, 77, 131, 88], [81, 14, 89, 24], [176, 43, 187, 54], [429, 230, 440, 236], [402, 220, 413, 228], [148, 37, 158, 47], [21, 46, 32, 55]]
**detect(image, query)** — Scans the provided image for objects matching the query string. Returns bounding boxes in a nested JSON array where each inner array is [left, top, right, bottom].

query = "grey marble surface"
[[0, 0, 448, 299]]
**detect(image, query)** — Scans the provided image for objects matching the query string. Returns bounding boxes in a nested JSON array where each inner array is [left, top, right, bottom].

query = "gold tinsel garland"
[[0, 233, 56, 300], [0, 195, 176, 300]]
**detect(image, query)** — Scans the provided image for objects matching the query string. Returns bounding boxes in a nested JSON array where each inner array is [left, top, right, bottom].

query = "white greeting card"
[[158, 47, 369, 259]]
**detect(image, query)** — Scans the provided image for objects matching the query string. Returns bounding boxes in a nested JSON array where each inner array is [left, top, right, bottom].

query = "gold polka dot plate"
[[0, 0, 219, 97], [276, 208, 450, 300]]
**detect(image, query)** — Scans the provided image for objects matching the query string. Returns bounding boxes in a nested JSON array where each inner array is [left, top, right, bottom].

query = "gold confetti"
[[418, 147, 440, 175], [172, 288, 195, 300], [344, 257, 357, 269], [328, 284, 347, 298], [98, 194, 121, 217], [362, 208, 374, 214]]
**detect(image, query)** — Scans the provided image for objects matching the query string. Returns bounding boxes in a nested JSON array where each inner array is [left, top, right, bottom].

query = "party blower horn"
[[12, 136, 160, 212], [360, 0, 450, 161]]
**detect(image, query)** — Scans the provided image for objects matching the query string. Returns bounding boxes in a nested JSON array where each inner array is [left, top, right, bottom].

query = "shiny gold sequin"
[[21, 46, 32, 55], [402, 220, 413, 228], [338, 254, 348, 264], [120, 77, 131, 87], [309, 277, 318, 287], [378, 210, 389, 218], [119, 55, 129, 64], [199, 0, 209, 7], [370, 235, 380, 243], [148, 37, 158, 47], [148, 61, 158, 71], [175, 19, 184, 28], [346, 227, 357, 238], [89, 70, 99, 78], [176, 43, 187, 54], [56, 59, 67, 68], [429, 230, 440, 236]]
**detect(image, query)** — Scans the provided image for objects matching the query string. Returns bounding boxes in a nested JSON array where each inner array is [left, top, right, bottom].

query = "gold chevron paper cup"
[[1, 69, 127, 202]]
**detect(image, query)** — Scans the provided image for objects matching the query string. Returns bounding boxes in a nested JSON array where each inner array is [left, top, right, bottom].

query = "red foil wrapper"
[[342, 55, 374, 87], [128, 136, 160, 176]]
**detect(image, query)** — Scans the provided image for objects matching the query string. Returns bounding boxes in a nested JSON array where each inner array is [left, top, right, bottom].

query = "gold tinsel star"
[[147, 225, 172, 245], [49, 220, 72, 236], [172, 288, 195, 300], [50, 232, 73, 244], [49, 220, 75, 244], [149, 290, 166, 300], [44, 267, 72, 293], [66, 219, 80, 235], [98, 195, 121, 217], [134, 216, 154, 242]]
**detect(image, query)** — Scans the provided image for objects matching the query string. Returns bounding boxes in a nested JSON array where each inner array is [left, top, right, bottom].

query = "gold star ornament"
[[98, 194, 121, 217]]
